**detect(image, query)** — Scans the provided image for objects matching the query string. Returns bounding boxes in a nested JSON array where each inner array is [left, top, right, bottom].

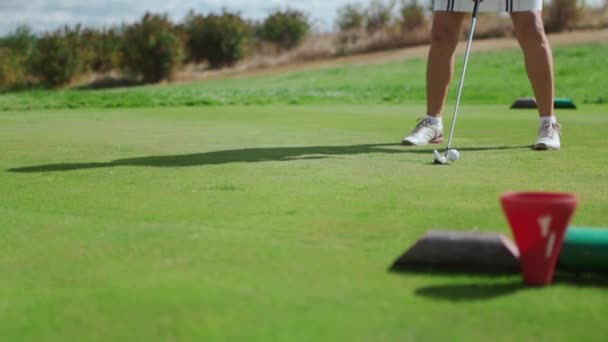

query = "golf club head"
[[433, 149, 448, 165]]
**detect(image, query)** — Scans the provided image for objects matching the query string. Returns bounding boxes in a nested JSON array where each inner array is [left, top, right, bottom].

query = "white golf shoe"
[[402, 117, 444, 146], [534, 122, 561, 150]]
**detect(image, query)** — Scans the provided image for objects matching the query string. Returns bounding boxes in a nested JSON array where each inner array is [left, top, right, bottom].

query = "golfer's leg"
[[511, 11, 554, 117], [402, 11, 465, 146], [427, 11, 467, 117]]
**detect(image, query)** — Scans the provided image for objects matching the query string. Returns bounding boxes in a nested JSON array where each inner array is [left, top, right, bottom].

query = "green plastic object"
[[554, 98, 577, 109], [558, 227, 608, 274]]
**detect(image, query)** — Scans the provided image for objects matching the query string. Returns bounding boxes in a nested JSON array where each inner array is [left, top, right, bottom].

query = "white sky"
[[0, 0, 603, 36]]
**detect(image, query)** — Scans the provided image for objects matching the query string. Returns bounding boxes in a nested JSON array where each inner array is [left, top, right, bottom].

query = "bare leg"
[[426, 11, 467, 117], [511, 11, 555, 117]]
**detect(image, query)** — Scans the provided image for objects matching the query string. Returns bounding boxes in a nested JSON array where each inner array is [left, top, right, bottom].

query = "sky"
[[0, 0, 604, 36], [0, 0, 358, 36]]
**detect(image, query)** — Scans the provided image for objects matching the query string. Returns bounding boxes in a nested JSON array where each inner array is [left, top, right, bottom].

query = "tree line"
[[0, 0, 592, 90], [0, 9, 310, 89]]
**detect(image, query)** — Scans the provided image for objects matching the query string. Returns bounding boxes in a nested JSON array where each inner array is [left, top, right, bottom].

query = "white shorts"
[[433, 0, 542, 12]]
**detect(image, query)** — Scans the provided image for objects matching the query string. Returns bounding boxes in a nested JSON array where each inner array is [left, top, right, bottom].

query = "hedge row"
[[0, 9, 309, 89]]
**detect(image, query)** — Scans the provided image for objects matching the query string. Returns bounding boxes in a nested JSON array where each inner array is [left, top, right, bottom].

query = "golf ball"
[[447, 149, 460, 161]]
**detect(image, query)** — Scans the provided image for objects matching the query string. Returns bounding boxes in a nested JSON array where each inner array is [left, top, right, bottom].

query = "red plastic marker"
[[500, 192, 578, 286]]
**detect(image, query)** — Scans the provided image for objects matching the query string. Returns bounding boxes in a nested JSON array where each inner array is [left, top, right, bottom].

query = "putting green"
[[1, 104, 607, 341]]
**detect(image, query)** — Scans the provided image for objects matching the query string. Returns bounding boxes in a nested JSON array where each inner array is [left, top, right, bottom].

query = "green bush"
[[0, 25, 37, 90], [184, 11, 252, 68], [335, 3, 366, 31], [29, 30, 80, 87], [0, 24, 37, 59], [545, 0, 581, 32], [0, 49, 27, 89], [121, 13, 184, 83], [79, 27, 123, 73], [399, 0, 426, 30], [366, 0, 396, 32], [60, 25, 88, 75], [260, 9, 310, 50]]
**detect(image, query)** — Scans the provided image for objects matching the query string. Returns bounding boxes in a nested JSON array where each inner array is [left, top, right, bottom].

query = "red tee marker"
[[500, 192, 578, 286]]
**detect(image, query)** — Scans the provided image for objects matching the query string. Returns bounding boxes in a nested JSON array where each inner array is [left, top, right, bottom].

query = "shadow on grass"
[[74, 77, 146, 90], [7, 143, 531, 173], [391, 265, 608, 302], [415, 282, 524, 301], [414, 274, 608, 302]]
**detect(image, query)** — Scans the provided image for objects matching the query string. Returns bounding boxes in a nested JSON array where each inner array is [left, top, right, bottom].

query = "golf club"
[[434, 0, 481, 165]]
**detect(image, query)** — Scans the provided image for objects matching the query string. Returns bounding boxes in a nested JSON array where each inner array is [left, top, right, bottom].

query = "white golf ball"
[[447, 149, 460, 161]]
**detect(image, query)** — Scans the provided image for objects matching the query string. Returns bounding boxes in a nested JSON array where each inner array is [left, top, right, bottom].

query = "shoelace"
[[539, 122, 561, 139], [411, 117, 434, 134]]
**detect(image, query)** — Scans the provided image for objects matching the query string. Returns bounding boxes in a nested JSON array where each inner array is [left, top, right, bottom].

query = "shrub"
[[335, 3, 366, 31], [0, 25, 37, 89], [399, 0, 427, 30], [79, 27, 123, 73], [184, 11, 252, 68], [0, 49, 27, 89], [120, 13, 184, 83], [29, 30, 81, 87], [545, 0, 581, 32], [0, 24, 37, 59], [259, 9, 310, 49], [98, 28, 123, 72], [366, 0, 396, 32]]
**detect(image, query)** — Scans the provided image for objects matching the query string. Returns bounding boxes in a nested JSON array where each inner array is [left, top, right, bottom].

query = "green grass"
[[1, 43, 607, 110], [1, 104, 608, 341]]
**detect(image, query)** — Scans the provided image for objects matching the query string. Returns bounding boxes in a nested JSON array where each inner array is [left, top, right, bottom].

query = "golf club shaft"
[[445, 0, 481, 152]]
